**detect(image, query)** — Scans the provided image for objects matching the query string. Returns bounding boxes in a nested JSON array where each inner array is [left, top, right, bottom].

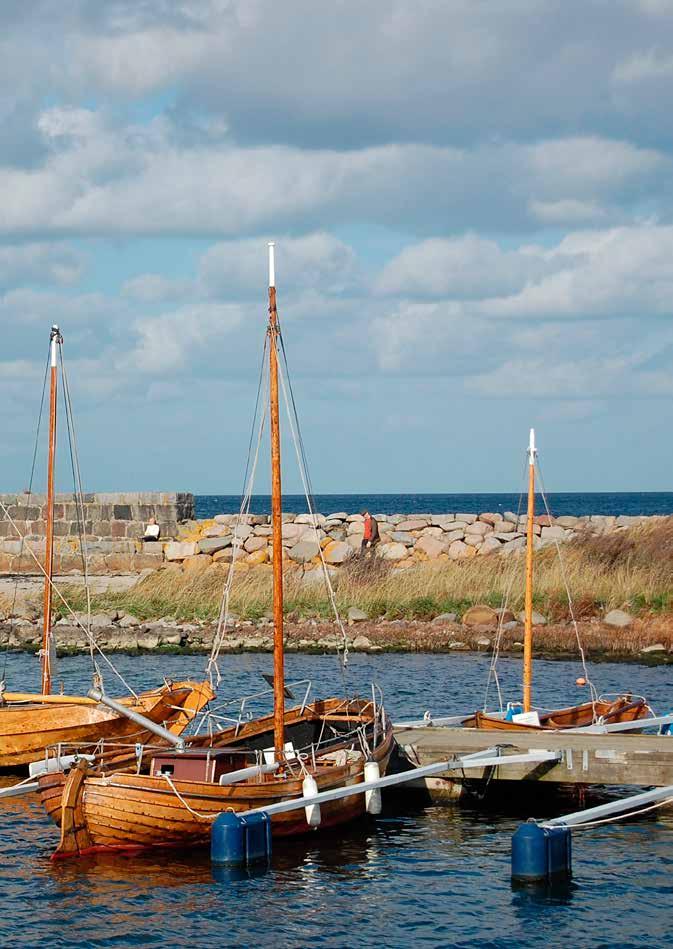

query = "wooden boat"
[[40, 244, 394, 858], [0, 326, 213, 769], [0, 680, 213, 769], [41, 697, 394, 855], [465, 430, 652, 732]]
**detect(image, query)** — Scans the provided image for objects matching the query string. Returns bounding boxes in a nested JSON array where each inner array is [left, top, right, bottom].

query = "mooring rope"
[[558, 796, 673, 830], [161, 772, 217, 820]]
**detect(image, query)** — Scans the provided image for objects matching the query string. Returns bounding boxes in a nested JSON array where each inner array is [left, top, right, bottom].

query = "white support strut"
[[240, 749, 561, 819], [543, 783, 673, 828]]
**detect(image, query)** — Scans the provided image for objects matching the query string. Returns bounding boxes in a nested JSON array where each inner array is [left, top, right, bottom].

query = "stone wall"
[[163, 510, 655, 572], [0, 492, 194, 574]]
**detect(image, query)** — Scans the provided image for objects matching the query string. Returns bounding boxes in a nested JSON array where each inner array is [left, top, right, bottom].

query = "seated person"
[[143, 516, 161, 541]]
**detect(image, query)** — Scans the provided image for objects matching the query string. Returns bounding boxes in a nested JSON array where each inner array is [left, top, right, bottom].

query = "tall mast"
[[523, 427, 536, 712], [41, 325, 60, 695], [268, 243, 285, 760]]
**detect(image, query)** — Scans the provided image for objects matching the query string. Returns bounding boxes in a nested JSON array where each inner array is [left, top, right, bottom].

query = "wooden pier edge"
[[392, 726, 673, 794]]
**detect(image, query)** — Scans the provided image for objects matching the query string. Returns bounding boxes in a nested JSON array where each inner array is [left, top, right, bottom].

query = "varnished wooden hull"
[[43, 699, 395, 857], [0, 680, 213, 768], [463, 696, 651, 732]]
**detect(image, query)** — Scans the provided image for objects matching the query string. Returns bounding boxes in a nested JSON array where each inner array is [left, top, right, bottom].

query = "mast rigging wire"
[[3, 342, 51, 686]]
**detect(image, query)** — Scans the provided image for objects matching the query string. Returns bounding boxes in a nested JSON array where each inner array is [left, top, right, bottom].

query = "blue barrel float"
[[211, 811, 273, 867], [511, 820, 572, 882]]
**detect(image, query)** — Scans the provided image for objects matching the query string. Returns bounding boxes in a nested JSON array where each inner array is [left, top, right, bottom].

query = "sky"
[[3, 0, 673, 495]]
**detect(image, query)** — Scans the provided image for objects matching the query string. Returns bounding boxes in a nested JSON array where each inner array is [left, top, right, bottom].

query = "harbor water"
[[2, 651, 673, 947]]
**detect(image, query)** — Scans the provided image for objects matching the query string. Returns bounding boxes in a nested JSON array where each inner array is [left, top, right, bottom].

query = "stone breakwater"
[[0, 492, 194, 574], [165, 510, 654, 572]]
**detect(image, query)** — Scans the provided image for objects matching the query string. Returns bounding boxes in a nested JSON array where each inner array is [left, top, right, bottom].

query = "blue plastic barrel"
[[511, 822, 548, 881], [211, 812, 246, 867], [546, 826, 572, 878], [243, 811, 272, 864], [512, 822, 572, 882]]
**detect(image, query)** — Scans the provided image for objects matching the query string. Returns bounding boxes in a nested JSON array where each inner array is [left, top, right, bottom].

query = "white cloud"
[[122, 303, 245, 373], [0, 110, 664, 240], [0, 242, 82, 289]]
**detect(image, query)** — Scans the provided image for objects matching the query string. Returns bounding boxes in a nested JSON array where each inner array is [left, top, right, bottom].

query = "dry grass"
[[54, 517, 673, 624]]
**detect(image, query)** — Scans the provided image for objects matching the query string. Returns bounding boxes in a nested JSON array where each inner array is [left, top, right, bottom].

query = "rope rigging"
[[3, 340, 51, 686], [205, 298, 351, 691], [483, 446, 598, 720]]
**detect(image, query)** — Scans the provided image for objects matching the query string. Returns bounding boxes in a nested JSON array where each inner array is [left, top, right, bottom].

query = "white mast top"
[[268, 242, 275, 289], [50, 325, 59, 367], [528, 427, 537, 466]]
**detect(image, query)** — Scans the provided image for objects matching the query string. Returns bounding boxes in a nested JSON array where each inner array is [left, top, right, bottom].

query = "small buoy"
[[302, 774, 321, 827], [364, 760, 382, 814], [576, 677, 587, 686]]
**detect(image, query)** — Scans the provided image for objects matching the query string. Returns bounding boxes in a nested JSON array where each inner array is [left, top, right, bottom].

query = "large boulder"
[[462, 605, 498, 627], [244, 536, 267, 553], [516, 610, 547, 625], [478, 536, 502, 555], [479, 513, 503, 526], [323, 541, 352, 565], [391, 531, 415, 546], [455, 513, 477, 524], [347, 607, 368, 623], [396, 519, 429, 531], [604, 609, 634, 628], [378, 542, 408, 560], [288, 539, 320, 563], [448, 540, 472, 559], [164, 541, 198, 561], [415, 535, 447, 558], [295, 513, 326, 526], [198, 535, 232, 555], [246, 548, 268, 566]]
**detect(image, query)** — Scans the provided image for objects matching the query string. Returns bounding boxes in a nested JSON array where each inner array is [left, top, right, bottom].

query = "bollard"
[[511, 821, 572, 883], [211, 812, 246, 867], [243, 812, 272, 864]]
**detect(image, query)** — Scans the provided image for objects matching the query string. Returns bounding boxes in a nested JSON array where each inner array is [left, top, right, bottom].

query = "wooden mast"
[[523, 427, 536, 712], [268, 243, 285, 760], [41, 325, 60, 696]]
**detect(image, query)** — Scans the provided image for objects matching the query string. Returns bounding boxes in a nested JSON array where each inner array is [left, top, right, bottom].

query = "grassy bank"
[[52, 518, 673, 625]]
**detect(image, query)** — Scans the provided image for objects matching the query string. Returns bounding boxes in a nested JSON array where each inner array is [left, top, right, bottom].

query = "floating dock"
[[393, 724, 673, 797]]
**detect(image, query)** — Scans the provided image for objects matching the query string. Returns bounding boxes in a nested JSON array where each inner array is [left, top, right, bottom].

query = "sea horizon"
[[195, 491, 673, 519]]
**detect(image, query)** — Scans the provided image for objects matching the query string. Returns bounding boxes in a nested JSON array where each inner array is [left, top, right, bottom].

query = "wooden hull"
[[43, 699, 395, 858], [463, 696, 651, 732], [0, 680, 213, 768]]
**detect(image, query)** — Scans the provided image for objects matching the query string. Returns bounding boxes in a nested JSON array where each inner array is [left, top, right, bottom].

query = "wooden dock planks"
[[393, 726, 673, 789]]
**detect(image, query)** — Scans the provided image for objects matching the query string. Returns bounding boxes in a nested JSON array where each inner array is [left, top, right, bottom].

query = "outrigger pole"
[[523, 427, 536, 712], [268, 243, 285, 760], [41, 325, 61, 695]]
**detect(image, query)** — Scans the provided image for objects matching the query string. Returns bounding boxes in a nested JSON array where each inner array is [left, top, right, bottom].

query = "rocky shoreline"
[[3, 610, 672, 664]]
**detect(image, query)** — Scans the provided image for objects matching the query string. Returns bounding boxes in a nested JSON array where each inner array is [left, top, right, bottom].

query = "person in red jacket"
[[360, 509, 380, 557]]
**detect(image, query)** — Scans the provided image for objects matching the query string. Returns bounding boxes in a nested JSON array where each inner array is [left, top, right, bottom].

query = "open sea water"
[[2, 651, 673, 947], [196, 492, 673, 518]]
